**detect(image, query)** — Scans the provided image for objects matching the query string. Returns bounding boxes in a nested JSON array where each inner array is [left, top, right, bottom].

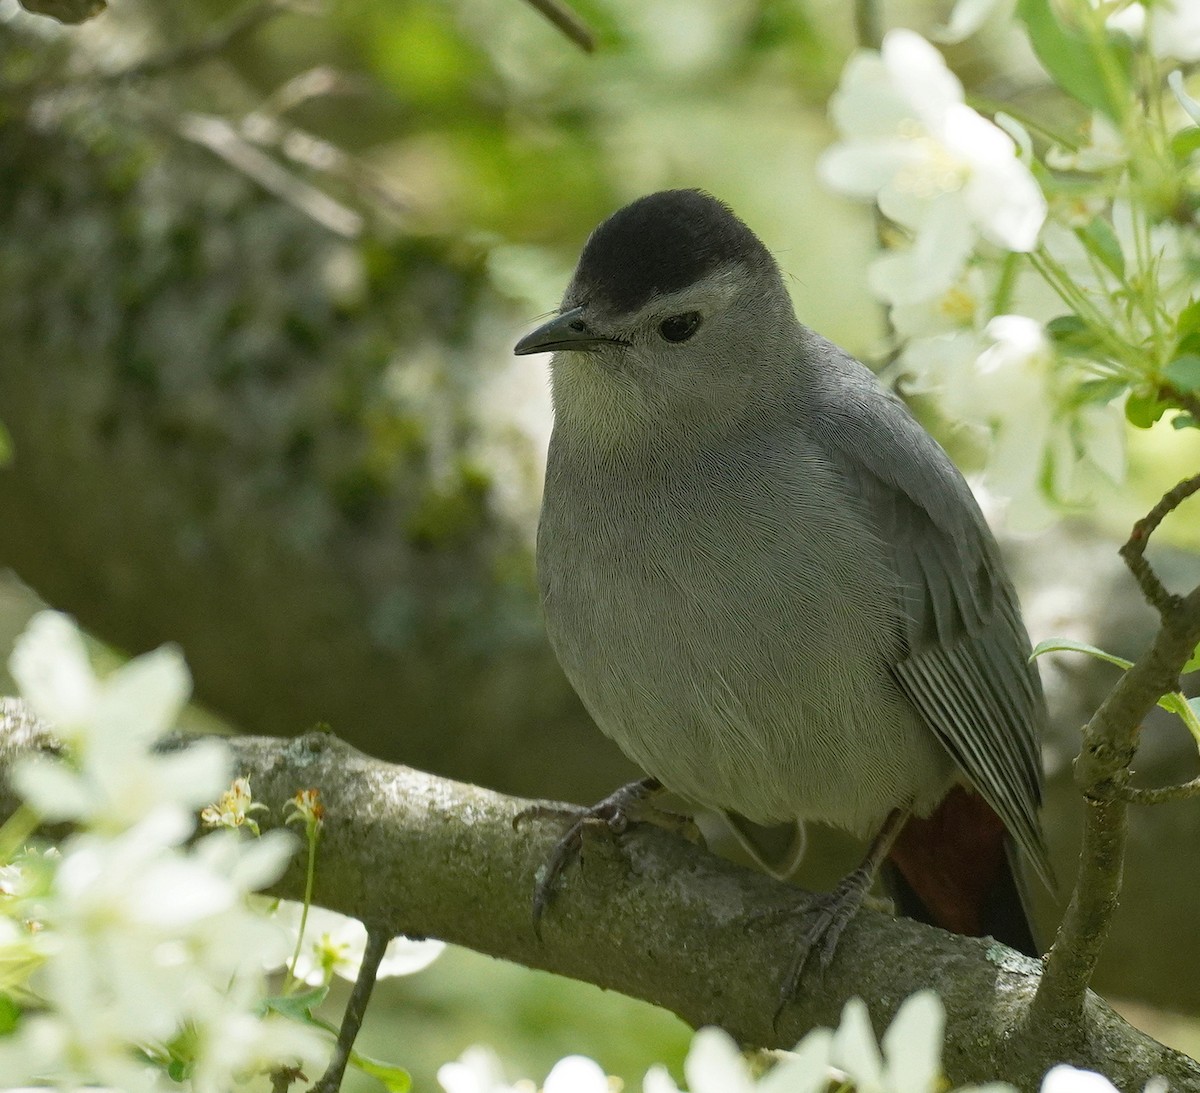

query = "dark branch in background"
[[519, 0, 596, 52], [175, 113, 364, 238], [854, 0, 883, 51], [1031, 472, 1200, 1031], [0, 714, 1196, 1090], [92, 0, 296, 84], [16, 0, 105, 26], [13, 0, 597, 52]]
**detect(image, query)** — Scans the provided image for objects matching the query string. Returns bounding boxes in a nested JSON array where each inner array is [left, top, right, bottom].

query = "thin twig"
[[854, 0, 883, 50], [1030, 476, 1200, 1029], [311, 927, 390, 1093], [176, 112, 363, 237], [1120, 775, 1200, 804], [1119, 471, 1200, 614], [520, 0, 596, 53], [269, 1065, 306, 1093]]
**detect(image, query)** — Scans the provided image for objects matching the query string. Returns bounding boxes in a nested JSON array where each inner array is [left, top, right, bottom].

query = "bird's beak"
[[514, 307, 615, 356]]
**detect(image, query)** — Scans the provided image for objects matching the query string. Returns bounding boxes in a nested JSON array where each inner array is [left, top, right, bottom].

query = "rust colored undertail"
[[884, 786, 1039, 957]]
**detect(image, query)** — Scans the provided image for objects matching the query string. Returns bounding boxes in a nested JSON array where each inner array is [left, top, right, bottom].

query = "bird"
[[514, 189, 1052, 998]]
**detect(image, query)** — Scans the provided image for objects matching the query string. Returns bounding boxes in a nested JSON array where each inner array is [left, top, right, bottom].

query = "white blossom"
[[0, 612, 328, 1090], [644, 991, 982, 1093], [437, 1045, 521, 1093], [1045, 114, 1127, 173], [544, 1055, 612, 1093], [1041, 201, 1191, 338], [1147, 0, 1200, 61], [898, 316, 1125, 529], [938, 0, 1200, 61], [820, 29, 1046, 303], [1040, 1066, 1120, 1093], [933, 0, 1009, 42], [8, 613, 230, 832], [270, 901, 444, 986], [883, 267, 988, 335]]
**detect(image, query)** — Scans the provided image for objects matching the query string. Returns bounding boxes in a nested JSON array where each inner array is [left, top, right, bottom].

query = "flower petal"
[[644, 1064, 683, 1093], [544, 1055, 610, 1093], [9, 612, 97, 733], [933, 0, 1012, 42], [830, 998, 884, 1089], [763, 1028, 834, 1093], [881, 29, 964, 127], [9, 755, 90, 821], [882, 991, 944, 1093], [684, 1027, 754, 1093], [378, 935, 446, 978], [1040, 1065, 1120, 1093], [92, 645, 191, 750]]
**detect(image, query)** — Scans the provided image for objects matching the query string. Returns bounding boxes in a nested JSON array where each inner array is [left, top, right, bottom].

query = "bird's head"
[[515, 190, 798, 447]]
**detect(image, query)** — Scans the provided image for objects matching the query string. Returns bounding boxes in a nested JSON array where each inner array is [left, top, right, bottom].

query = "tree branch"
[[519, 0, 596, 53], [0, 710, 1194, 1090], [1032, 474, 1200, 1029]]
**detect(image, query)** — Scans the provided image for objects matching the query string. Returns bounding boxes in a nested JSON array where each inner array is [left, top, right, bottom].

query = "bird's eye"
[[658, 312, 701, 343]]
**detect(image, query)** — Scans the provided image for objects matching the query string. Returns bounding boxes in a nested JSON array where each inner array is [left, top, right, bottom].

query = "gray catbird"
[[515, 190, 1052, 993]]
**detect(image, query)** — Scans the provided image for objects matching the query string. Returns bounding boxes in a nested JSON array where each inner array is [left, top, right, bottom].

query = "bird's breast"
[[537, 435, 955, 831]]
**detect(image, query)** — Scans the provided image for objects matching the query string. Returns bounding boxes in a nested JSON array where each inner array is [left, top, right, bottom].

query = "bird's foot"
[[749, 861, 876, 1021], [515, 777, 686, 938]]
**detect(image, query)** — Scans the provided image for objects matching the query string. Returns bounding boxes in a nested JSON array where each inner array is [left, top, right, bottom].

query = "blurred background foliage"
[[1, 0, 1199, 1087]]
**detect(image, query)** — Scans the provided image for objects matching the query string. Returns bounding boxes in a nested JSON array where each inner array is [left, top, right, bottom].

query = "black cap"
[[570, 190, 776, 315]]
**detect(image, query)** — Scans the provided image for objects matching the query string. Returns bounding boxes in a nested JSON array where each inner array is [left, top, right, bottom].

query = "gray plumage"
[[522, 190, 1052, 893]]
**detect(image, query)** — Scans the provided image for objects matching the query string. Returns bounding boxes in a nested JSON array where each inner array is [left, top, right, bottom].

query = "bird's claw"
[[747, 863, 875, 1024], [775, 892, 856, 1006], [518, 777, 664, 939]]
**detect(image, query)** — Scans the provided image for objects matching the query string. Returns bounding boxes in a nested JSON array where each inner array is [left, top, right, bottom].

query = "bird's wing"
[[806, 339, 1053, 889]]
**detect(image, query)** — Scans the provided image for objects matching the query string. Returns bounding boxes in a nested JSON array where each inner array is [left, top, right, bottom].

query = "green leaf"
[[1160, 693, 1200, 750], [1125, 392, 1169, 428], [351, 1051, 413, 1092], [1171, 127, 1200, 163], [1029, 637, 1133, 670], [1172, 412, 1198, 430], [1031, 641, 1200, 748], [1076, 378, 1127, 405], [1015, 0, 1131, 120], [1165, 354, 1200, 395], [0, 421, 9, 467], [1032, 643, 1200, 748], [1174, 299, 1200, 339], [1078, 219, 1124, 277], [1047, 314, 1105, 359], [1046, 314, 1087, 338], [264, 985, 331, 1024], [0, 994, 20, 1035]]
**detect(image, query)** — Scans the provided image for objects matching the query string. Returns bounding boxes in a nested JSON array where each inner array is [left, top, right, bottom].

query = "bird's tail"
[[881, 786, 1041, 958]]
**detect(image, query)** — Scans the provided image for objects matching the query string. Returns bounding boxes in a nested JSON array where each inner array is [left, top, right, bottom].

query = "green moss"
[[332, 463, 390, 523], [406, 461, 492, 549], [367, 411, 429, 465]]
